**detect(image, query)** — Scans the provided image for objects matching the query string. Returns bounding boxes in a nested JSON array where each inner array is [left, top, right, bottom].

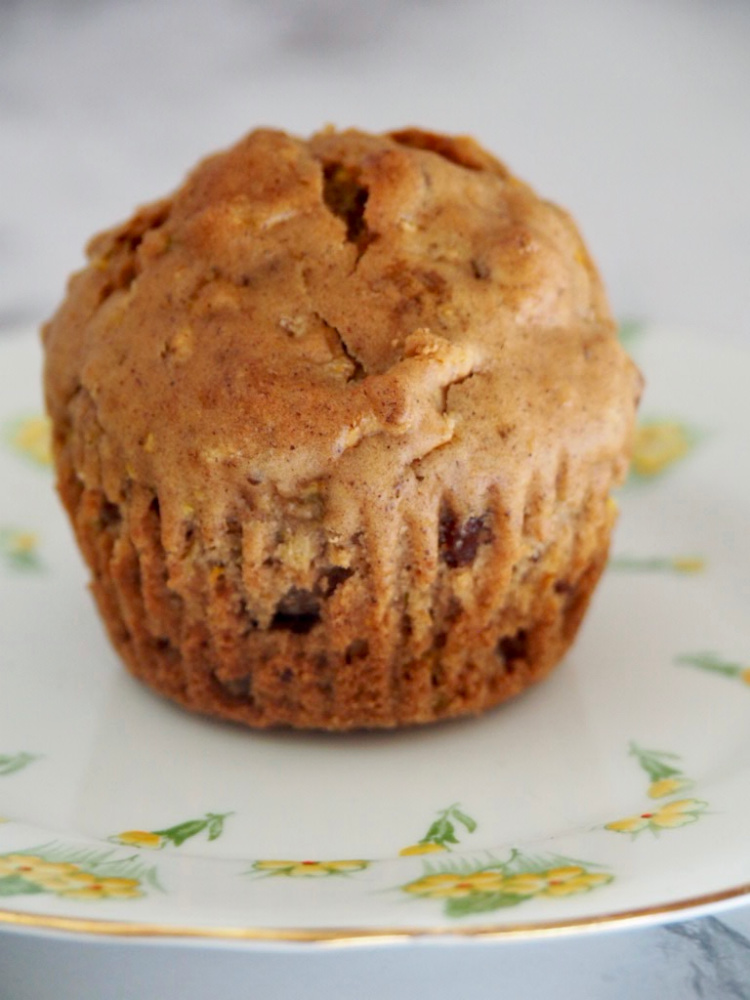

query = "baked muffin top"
[[43, 127, 640, 552]]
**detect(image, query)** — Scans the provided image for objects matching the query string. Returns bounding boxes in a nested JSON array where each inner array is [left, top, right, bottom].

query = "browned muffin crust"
[[43, 127, 641, 730]]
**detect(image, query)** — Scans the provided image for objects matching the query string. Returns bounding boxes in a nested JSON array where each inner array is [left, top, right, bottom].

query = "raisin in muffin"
[[42, 127, 642, 730]]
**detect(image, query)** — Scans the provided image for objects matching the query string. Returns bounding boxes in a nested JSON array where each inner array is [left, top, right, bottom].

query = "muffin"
[[42, 126, 641, 730]]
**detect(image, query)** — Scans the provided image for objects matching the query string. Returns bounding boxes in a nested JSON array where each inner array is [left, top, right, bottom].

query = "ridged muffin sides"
[[43, 127, 641, 729]]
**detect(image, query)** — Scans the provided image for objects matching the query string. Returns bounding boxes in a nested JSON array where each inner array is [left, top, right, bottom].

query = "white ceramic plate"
[[1, 325, 749, 944]]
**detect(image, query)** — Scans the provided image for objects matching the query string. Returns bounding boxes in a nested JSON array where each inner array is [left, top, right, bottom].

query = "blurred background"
[[1, 0, 749, 344]]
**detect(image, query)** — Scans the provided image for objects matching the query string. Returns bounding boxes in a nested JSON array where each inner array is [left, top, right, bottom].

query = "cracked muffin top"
[[43, 127, 640, 553]]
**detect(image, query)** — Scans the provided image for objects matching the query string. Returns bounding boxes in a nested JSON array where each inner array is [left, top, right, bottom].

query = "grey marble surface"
[[1, 1, 750, 997], [1, 913, 750, 1000]]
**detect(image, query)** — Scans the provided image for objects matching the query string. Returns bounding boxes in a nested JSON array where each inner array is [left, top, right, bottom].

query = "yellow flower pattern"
[[0, 846, 156, 902], [631, 421, 694, 478], [605, 798, 707, 835], [401, 852, 613, 918], [113, 831, 165, 850], [0, 853, 144, 900], [0, 854, 53, 879], [26, 863, 92, 891], [542, 868, 613, 897], [404, 871, 506, 898], [605, 744, 705, 836], [55, 875, 142, 901], [7, 415, 52, 467], [648, 777, 693, 800], [404, 866, 611, 902], [670, 557, 706, 574], [251, 859, 369, 878], [399, 842, 447, 857]]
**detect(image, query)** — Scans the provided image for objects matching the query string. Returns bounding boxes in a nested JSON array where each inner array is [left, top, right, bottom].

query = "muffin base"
[[96, 523, 608, 731], [57, 401, 615, 730]]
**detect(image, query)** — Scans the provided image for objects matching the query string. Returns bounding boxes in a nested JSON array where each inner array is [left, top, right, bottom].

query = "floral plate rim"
[[2, 878, 750, 946]]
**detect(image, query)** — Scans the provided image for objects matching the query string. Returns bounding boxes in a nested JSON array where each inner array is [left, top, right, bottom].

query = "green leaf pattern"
[[0, 529, 41, 571], [109, 812, 233, 850], [677, 652, 750, 686], [0, 753, 39, 777]]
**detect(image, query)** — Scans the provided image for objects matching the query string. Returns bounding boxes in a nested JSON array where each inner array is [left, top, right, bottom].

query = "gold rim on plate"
[[1, 881, 749, 944]]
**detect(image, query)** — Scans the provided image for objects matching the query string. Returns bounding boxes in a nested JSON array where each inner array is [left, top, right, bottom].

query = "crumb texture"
[[43, 126, 641, 730]]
